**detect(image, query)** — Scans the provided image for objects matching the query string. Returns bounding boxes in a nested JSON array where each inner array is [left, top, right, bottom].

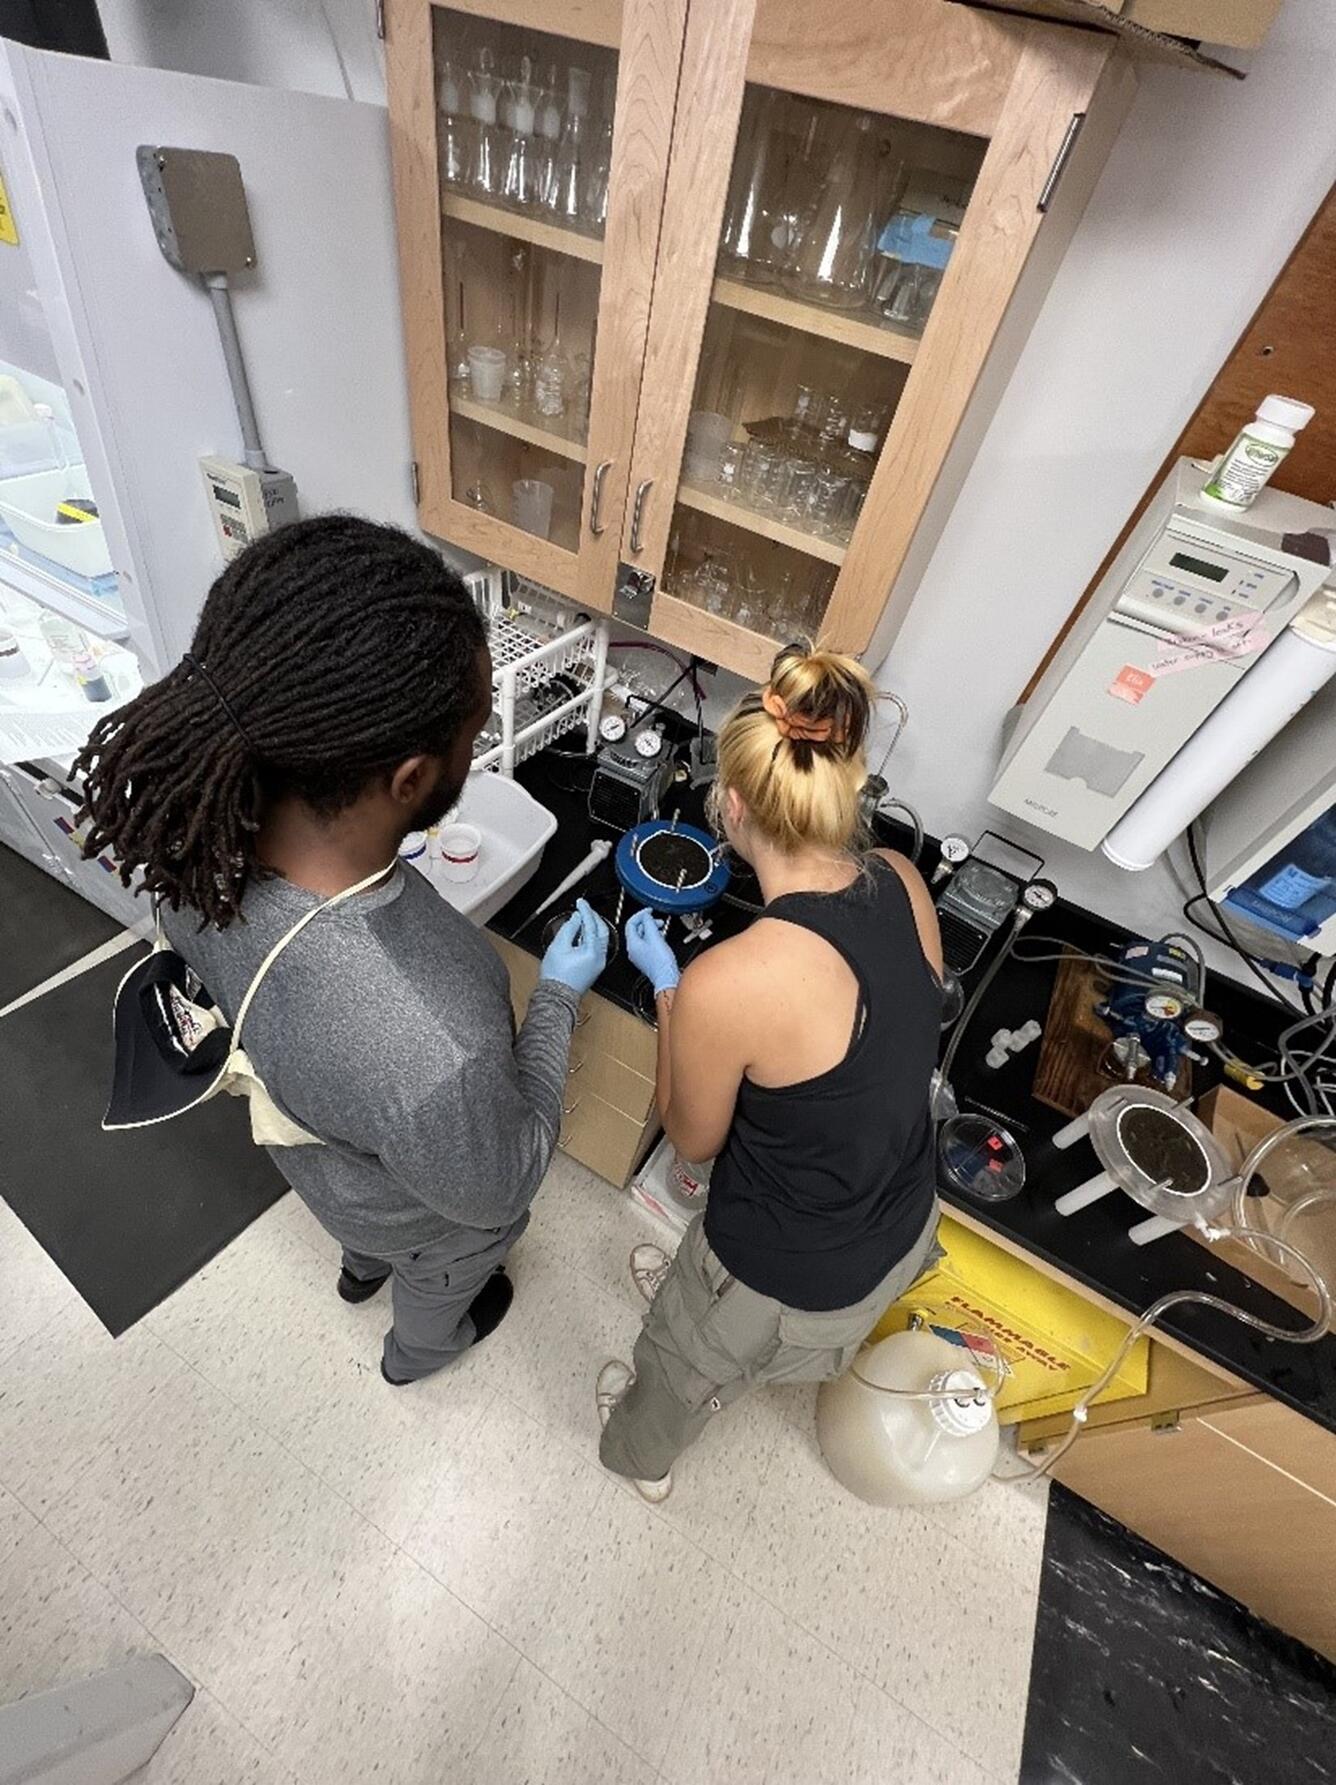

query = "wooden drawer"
[[561, 1088, 657, 1188], [577, 988, 657, 1079], [568, 1040, 655, 1123], [1199, 1400, 1336, 1501]]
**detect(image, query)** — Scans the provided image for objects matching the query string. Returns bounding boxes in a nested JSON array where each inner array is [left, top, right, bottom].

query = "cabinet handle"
[[629, 478, 653, 554], [589, 458, 613, 536], [563, 1095, 582, 1117], [575, 1007, 592, 1030], [1038, 112, 1085, 214], [567, 1054, 585, 1076]]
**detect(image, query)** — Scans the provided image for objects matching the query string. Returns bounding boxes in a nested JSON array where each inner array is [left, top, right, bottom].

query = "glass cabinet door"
[[387, 0, 683, 608], [621, 0, 1109, 676]]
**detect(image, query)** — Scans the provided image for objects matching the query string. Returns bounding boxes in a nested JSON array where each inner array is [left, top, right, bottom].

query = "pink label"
[[1109, 665, 1154, 705], [1148, 612, 1270, 679]]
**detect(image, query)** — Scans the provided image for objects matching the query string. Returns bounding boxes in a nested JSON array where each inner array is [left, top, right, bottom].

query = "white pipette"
[[522, 837, 613, 928]]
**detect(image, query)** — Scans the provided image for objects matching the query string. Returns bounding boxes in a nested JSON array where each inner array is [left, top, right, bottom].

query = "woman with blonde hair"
[[598, 644, 945, 1500]]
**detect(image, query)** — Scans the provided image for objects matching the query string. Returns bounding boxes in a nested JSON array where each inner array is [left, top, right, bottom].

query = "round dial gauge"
[[939, 835, 970, 865], [1145, 991, 1185, 1021], [1021, 878, 1057, 912], [1184, 1010, 1223, 1043], [598, 713, 627, 744], [634, 727, 665, 759]]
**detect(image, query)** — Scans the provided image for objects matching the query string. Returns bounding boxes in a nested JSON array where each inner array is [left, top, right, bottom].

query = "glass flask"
[[785, 111, 882, 310], [436, 57, 469, 189], [533, 293, 570, 419], [447, 279, 471, 394], [718, 87, 788, 286], [543, 66, 592, 229], [582, 111, 614, 235], [500, 60, 544, 212], [466, 47, 504, 202]]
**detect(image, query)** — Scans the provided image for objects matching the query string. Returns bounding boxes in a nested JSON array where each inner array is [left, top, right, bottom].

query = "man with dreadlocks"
[[75, 515, 608, 1383]]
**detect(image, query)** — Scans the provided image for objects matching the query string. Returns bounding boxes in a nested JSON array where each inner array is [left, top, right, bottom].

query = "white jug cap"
[[1258, 395, 1315, 431]]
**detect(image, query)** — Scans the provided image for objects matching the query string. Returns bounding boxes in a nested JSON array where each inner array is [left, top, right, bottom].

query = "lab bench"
[[487, 742, 1336, 1656]]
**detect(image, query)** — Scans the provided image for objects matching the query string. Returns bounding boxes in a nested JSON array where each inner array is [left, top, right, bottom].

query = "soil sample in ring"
[[1117, 1105, 1210, 1195], [636, 830, 713, 890]]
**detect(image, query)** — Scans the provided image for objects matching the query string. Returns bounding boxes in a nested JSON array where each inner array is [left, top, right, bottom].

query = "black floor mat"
[[0, 945, 286, 1335], [1022, 1483, 1336, 1785], [0, 842, 122, 1006]]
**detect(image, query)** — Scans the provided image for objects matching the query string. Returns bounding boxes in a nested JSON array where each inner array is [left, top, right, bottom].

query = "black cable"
[[1184, 825, 1299, 1012], [1323, 955, 1336, 1010]]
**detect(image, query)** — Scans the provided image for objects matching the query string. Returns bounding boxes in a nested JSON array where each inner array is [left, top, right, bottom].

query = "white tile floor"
[[0, 1153, 1050, 1785]]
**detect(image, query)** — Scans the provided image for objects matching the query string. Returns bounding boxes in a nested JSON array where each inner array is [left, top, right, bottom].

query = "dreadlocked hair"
[[73, 515, 487, 929]]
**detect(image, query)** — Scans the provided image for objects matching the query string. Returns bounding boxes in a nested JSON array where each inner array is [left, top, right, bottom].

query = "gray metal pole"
[[204, 272, 268, 472]]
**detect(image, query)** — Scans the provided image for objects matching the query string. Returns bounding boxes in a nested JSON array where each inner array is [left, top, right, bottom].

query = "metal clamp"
[[589, 459, 612, 536], [629, 478, 653, 554]]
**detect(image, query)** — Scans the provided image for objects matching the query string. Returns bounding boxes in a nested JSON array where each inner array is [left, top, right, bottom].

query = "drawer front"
[[578, 990, 657, 1079], [488, 933, 539, 1022], [561, 1088, 656, 1188], [1200, 1400, 1336, 1501], [568, 1041, 656, 1122]]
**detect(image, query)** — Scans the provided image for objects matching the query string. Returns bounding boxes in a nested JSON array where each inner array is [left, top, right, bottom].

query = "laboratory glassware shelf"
[[468, 566, 608, 777], [440, 193, 604, 267], [451, 394, 588, 465], [676, 480, 848, 568], [0, 541, 128, 641], [710, 277, 921, 368]]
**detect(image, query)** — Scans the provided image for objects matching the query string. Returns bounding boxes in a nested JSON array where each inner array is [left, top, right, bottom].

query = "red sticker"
[[1109, 665, 1154, 705]]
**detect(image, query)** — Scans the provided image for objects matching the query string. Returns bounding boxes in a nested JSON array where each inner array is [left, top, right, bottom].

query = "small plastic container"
[[511, 478, 554, 539], [467, 344, 507, 403], [1199, 394, 1315, 512], [0, 626, 30, 682], [684, 409, 732, 484], [436, 821, 482, 881], [398, 830, 429, 862]]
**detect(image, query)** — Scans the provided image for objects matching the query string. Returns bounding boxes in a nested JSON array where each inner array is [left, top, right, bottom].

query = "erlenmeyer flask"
[[785, 111, 882, 310], [718, 88, 787, 286], [500, 61, 543, 212], [436, 57, 469, 189], [466, 48, 503, 202], [543, 66, 591, 229], [582, 113, 613, 235]]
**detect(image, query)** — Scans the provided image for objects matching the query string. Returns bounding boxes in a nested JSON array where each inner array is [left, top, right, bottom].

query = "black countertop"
[[488, 742, 1336, 1436]]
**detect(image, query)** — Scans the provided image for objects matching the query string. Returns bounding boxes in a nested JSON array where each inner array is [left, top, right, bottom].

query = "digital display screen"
[[1170, 551, 1228, 583], [210, 484, 242, 509]]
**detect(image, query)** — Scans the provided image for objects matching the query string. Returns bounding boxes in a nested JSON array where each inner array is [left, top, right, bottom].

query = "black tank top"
[[704, 855, 942, 1311]]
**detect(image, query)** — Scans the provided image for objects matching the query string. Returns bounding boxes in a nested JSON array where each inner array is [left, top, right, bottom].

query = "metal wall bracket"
[[614, 565, 655, 629], [136, 147, 255, 274]]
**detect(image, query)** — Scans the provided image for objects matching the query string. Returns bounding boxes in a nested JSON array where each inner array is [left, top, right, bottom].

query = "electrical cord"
[[877, 797, 924, 865], [1185, 824, 1302, 1013]]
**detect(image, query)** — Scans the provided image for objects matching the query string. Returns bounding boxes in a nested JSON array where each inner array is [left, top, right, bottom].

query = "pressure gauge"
[[1184, 1010, 1224, 1044], [635, 726, 665, 759], [940, 835, 970, 866], [1145, 991, 1186, 1021], [598, 713, 627, 744], [1021, 878, 1057, 913]]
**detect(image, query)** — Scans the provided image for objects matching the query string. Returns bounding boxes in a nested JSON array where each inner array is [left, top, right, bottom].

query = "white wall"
[[98, 0, 1336, 979], [872, 0, 1336, 983]]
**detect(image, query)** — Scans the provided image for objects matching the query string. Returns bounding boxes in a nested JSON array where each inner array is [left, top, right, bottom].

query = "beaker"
[[718, 87, 789, 286]]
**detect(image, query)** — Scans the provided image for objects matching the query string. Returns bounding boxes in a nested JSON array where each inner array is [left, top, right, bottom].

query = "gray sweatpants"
[[342, 1213, 526, 1383], [600, 1202, 942, 1482]]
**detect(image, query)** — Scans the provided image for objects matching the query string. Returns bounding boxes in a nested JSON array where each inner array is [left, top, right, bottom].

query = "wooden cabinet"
[[385, 0, 1134, 678], [488, 933, 660, 1186]]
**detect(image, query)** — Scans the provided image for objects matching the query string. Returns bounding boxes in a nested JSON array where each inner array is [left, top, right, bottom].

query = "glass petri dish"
[[938, 1114, 1025, 1203]]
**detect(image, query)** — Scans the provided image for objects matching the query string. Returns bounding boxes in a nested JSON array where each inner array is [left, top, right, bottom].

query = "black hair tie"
[[182, 652, 254, 751]]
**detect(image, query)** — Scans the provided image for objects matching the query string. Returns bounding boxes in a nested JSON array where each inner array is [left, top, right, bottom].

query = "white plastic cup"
[[435, 821, 481, 881], [467, 344, 507, 402], [512, 478, 554, 539]]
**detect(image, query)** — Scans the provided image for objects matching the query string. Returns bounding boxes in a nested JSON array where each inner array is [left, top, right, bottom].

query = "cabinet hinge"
[[1038, 111, 1085, 214], [410, 460, 421, 504], [375, 0, 386, 41], [1150, 1409, 1182, 1435]]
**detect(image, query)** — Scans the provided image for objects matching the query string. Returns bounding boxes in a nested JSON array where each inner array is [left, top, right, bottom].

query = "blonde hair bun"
[[711, 642, 879, 855]]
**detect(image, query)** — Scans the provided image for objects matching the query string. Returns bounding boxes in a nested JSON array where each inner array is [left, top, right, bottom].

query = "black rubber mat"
[[0, 841, 121, 1006], [1022, 1483, 1336, 1784], [0, 945, 286, 1335]]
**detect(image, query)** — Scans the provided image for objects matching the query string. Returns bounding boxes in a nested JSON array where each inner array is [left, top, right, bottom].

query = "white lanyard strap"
[[232, 862, 397, 1046]]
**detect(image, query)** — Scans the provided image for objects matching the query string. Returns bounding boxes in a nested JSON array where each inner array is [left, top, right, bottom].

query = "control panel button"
[[1173, 595, 1186, 606]]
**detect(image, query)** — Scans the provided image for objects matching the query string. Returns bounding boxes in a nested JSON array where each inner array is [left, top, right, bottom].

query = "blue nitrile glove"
[[539, 897, 610, 996], [626, 908, 680, 996]]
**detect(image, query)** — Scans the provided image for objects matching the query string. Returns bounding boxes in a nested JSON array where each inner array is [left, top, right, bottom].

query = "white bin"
[[0, 467, 113, 579]]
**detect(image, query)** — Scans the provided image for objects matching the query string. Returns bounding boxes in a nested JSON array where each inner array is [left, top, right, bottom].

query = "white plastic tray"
[[0, 467, 113, 579], [412, 767, 556, 927]]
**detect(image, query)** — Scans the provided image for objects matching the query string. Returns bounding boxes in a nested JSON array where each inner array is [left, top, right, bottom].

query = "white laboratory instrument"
[[199, 456, 300, 562], [523, 836, 612, 926], [991, 462, 1333, 850], [1103, 585, 1336, 870], [1201, 671, 1336, 955]]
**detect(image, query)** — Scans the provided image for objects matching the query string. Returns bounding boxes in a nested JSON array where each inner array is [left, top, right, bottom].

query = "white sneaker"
[[595, 1359, 673, 1504], [630, 1243, 671, 1304]]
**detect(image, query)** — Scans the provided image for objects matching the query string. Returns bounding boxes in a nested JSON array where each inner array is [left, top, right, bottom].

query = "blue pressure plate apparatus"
[[615, 819, 730, 915]]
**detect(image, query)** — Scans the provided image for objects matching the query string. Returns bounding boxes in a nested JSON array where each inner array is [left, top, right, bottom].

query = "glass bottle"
[[436, 57, 469, 189], [543, 66, 592, 229], [500, 58, 544, 212], [40, 610, 87, 679], [785, 111, 882, 310], [466, 47, 504, 202], [533, 297, 570, 419], [582, 109, 613, 235], [718, 87, 787, 286], [447, 279, 471, 394]]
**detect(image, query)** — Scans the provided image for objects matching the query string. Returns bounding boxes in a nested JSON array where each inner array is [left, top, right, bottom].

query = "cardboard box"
[[1112, 0, 1282, 45], [871, 1215, 1150, 1424]]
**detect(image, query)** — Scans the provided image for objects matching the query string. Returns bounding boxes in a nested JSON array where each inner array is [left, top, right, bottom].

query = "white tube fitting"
[[1055, 1170, 1116, 1216], [1052, 1112, 1091, 1150], [1129, 1213, 1184, 1246]]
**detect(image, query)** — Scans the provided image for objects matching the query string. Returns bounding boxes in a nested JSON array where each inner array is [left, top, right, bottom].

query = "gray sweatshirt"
[[163, 864, 578, 1256]]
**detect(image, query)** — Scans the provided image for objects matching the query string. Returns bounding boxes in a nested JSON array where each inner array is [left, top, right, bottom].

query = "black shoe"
[[338, 1266, 391, 1304], [467, 1269, 514, 1346], [381, 1358, 411, 1387]]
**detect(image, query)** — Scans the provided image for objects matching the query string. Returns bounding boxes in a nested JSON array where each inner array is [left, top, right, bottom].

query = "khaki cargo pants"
[[600, 1201, 942, 1483]]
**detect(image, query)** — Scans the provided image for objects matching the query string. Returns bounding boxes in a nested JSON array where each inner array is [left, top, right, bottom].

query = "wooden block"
[[1030, 948, 1191, 1118]]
